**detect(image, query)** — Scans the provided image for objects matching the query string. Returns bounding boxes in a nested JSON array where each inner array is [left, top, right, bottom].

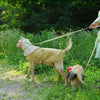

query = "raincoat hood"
[[20, 36, 39, 56]]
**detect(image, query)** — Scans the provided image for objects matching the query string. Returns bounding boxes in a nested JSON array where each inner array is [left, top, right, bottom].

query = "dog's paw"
[[25, 74, 29, 78], [28, 79, 33, 82]]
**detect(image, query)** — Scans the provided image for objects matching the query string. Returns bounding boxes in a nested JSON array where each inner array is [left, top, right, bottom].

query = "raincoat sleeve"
[[93, 11, 100, 23]]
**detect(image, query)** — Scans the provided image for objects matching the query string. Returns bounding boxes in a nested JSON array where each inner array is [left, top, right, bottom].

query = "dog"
[[16, 36, 72, 86], [66, 65, 86, 89]]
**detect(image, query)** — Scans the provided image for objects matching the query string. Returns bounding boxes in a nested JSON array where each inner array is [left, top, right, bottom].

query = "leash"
[[34, 27, 89, 45], [33, 25, 100, 71], [85, 39, 97, 70]]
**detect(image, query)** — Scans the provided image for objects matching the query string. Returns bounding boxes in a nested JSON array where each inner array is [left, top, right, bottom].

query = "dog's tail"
[[77, 74, 86, 85], [64, 38, 72, 52]]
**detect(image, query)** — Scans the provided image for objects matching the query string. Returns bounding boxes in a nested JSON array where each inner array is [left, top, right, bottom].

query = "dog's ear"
[[20, 36, 25, 40]]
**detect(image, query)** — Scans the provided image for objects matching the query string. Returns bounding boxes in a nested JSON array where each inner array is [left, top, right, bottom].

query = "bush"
[[0, 29, 25, 64], [0, 0, 100, 32], [0, 29, 21, 53], [0, 29, 100, 73], [65, 29, 100, 69]]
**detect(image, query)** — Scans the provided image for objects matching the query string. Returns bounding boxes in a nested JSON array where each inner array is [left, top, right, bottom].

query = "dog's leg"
[[71, 81, 76, 89], [71, 79, 80, 89], [28, 61, 34, 81], [54, 60, 67, 86], [26, 65, 31, 78], [31, 62, 34, 81], [54, 69, 62, 81]]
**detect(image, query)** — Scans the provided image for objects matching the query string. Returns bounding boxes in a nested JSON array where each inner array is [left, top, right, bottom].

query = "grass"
[[0, 29, 100, 99], [0, 55, 100, 100]]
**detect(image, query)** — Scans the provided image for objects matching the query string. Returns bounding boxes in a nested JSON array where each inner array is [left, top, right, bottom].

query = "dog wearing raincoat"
[[16, 36, 72, 86]]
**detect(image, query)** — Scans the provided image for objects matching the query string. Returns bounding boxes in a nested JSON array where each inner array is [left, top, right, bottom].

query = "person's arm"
[[89, 22, 100, 29], [89, 11, 100, 29]]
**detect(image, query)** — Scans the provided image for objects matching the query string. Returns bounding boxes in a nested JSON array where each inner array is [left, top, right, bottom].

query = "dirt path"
[[0, 64, 100, 100], [0, 65, 43, 100]]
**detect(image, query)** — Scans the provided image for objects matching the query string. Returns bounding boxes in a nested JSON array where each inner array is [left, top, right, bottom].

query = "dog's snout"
[[16, 43, 18, 47], [16, 43, 20, 48]]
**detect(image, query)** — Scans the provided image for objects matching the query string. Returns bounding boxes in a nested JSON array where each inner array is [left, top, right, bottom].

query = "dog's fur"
[[66, 65, 86, 89], [16, 37, 72, 86]]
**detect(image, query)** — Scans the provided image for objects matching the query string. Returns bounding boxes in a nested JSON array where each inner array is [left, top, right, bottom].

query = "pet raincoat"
[[20, 36, 39, 56], [21, 37, 65, 66]]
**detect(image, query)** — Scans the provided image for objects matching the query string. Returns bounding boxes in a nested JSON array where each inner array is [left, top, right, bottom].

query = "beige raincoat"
[[21, 37, 65, 66]]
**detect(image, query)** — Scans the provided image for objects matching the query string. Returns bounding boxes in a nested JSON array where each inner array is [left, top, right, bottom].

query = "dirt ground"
[[0, 65, 43, 100]]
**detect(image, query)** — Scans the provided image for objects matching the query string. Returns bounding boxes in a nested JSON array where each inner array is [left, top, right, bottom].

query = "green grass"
[[0, 55, 100, 100], [0, 29, 100, 99]]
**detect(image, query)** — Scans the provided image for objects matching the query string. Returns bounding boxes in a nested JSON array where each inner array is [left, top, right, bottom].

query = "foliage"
[[0, 29, 100, 73], [0, 29, 100, 99], [0, 0, 100, 32], [0, 1, 25, 30], [0, 59, 100, 100]]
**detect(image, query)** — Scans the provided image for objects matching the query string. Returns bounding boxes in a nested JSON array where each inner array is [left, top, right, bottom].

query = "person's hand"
[[89, 22, 99, 29]]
